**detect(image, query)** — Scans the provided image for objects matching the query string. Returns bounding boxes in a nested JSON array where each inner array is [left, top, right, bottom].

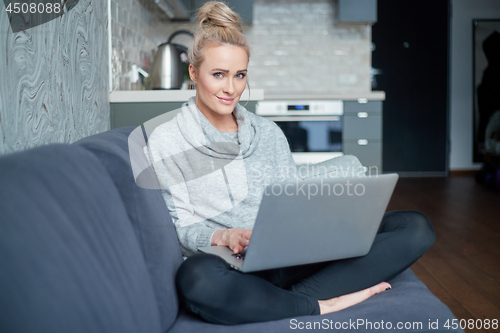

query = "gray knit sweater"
[[146, 97, 299, 257]]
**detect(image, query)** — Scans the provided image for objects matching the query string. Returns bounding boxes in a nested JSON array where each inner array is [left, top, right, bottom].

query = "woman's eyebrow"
[[212, 68, 247, 73]]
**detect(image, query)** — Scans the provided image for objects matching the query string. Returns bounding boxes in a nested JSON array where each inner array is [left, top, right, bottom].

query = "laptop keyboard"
[[231, 253, 245, 260]]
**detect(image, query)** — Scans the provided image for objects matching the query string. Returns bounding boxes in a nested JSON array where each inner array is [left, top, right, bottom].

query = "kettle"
[[151, 30, 194, 90]]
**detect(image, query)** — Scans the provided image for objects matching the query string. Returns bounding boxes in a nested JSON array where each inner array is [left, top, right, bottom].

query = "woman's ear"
[[188, 64, 197, 84]]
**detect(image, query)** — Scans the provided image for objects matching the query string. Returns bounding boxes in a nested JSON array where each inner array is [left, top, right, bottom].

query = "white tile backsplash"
[[112, 0, 372, 94], [111, 0, 170, 90]]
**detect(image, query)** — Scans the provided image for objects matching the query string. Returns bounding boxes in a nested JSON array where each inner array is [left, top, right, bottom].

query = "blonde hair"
[[188, 1, 250, 68]]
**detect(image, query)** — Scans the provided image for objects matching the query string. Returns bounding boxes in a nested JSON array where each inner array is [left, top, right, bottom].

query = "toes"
[[372, 282, 392, 294]]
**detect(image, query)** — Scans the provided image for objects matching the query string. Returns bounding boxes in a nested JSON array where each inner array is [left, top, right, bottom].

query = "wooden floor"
[[386, 176, 500, 333]]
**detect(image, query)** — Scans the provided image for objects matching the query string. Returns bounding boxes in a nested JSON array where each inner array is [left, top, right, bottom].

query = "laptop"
[[198, 173, 398, 272]]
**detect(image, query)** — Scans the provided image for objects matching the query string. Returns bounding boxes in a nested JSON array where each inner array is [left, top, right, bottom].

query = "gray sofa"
[[0, 126, 462, 332]]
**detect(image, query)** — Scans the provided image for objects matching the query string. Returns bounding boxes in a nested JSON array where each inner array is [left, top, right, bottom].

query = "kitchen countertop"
[[263, 91, 385, 101], [109, 89, 264, 103], [109, 89, 385, 103]]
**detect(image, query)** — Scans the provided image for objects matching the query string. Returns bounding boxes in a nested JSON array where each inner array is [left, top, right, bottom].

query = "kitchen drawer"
[[343, 114, 382, 140], [110, 102, 184, 129], [111, 101, 258, 128], [344, 101, 382, 113], [343, 141, 382, 171]]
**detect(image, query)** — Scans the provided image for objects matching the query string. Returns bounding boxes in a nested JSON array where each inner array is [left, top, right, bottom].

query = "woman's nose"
[[223, 79, 235, 95]]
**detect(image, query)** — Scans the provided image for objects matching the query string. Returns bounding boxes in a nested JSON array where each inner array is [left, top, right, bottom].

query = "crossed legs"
[[175, 210, 435, 325]]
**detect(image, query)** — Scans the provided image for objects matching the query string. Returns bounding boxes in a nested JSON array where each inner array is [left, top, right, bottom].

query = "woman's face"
[[189, 44, 248, 120]]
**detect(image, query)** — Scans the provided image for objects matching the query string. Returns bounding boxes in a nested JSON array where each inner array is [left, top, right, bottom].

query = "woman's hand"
[[211, 228, 252, 254]]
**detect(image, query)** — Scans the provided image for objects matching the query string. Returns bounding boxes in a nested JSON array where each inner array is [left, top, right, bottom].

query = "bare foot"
[[318, 282, 392, 315]]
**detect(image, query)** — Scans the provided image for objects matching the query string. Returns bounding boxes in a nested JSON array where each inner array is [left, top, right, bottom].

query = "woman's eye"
[[214, 73, 223, 78], [236, 73, 246, 79]]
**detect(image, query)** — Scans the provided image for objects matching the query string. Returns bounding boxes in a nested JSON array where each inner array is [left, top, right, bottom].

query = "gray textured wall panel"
[[0, 0, 109, 155]]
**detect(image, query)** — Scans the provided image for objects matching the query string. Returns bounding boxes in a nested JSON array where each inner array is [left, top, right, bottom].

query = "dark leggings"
[[175, 210, 436, 325]]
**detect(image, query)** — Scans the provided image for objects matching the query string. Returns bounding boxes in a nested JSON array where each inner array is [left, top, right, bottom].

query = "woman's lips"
[[216, 96, 234, 105]]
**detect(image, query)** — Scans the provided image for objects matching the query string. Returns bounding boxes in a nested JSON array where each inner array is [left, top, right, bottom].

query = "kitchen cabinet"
[[109, 90, 263, 129], [110, 92, 383, 173], [255, 97, 384, 170], [111, 102, 185, 129], [111, 101, 259, 128], [343, 101, 383, 174], [180, 0, 253, 23], [147, 0, 252, 22], [338, 0, 377, 24]]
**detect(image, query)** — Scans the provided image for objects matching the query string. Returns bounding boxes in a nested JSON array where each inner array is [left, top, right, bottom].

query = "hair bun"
[[188, 1, 250, 68], [197, 1, 243, 33]]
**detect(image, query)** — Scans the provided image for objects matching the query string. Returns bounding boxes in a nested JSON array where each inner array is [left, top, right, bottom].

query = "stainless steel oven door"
[[265, 116, 343, 165]]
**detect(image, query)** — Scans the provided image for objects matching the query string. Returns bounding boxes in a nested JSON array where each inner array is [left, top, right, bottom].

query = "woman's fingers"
[[240, 230, 252, 248], [242, 229, 253, 240], [214, 228, 252, 253], [233, 245, 242, 254], [230, 229, 252, 253]]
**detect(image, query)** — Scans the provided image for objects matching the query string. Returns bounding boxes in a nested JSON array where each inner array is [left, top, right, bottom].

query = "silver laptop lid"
[[240, 174, 399, 272]]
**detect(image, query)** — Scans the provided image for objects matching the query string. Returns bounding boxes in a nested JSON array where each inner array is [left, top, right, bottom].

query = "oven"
[[256, 101, 344, 165]]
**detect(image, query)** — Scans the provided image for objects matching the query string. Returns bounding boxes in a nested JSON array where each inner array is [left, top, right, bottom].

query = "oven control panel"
[[256, 100, 343, 116]]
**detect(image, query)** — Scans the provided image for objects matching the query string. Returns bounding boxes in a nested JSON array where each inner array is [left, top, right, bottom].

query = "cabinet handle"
[[357, 139, 368, 145], [357, 112, 368, 118]]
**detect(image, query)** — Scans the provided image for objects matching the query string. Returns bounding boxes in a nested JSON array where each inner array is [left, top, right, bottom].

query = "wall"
[[110, 0, 172, 90], [450, 0, 500, 170], [0, 0, 109, 156], [246, 0, 372, 95], [112, 0, 373, 95]]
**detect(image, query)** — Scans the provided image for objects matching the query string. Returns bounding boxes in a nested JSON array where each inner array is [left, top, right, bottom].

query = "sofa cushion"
[[74, 126, 183, 333], [0, 145, 161, 333], [167, 268, 463, 332]]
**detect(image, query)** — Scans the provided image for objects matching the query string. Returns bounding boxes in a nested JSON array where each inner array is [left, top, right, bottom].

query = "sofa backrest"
[[0, 145, 161, 333], [74, 126, 183, 333]]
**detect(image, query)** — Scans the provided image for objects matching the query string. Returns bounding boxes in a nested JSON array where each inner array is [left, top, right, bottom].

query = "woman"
[[146, 1, 435, 325]]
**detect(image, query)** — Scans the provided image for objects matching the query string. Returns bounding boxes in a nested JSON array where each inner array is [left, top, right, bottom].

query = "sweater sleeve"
[[144, 129, 220, 257], [160, 181, 219, 257]]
